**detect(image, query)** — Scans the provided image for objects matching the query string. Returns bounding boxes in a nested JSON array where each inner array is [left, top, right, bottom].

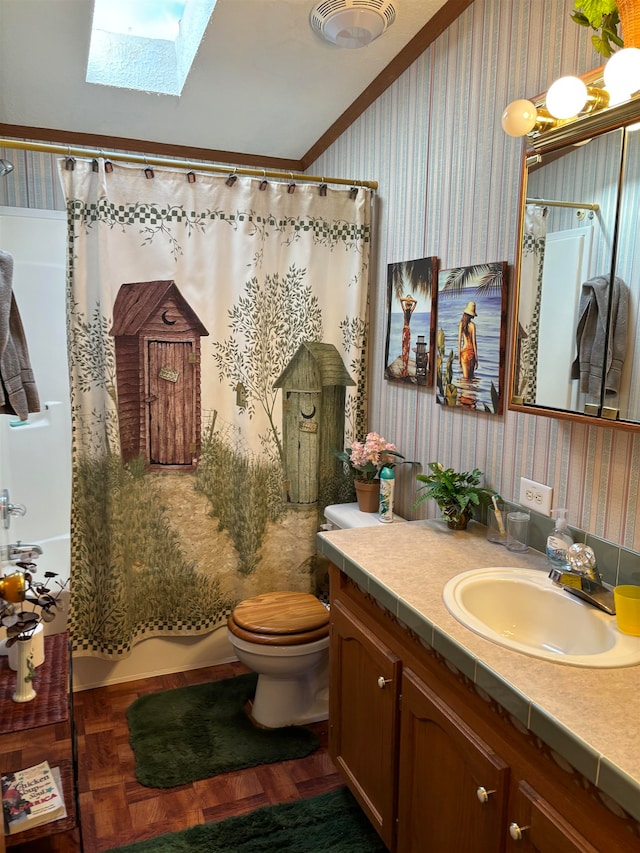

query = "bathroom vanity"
[[318, 520, 640, 852]]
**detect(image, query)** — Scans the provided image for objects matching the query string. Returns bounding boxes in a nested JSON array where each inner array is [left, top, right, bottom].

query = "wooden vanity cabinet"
[[505, 779, 599, 853], [329, 597, 401, 849], [328, 564, 640, 853], [397, 667, 509, 852]]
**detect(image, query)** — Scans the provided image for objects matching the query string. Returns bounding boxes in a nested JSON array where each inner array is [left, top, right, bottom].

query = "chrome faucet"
[[548, 543, 616, 615], [4, 541, 43, 561]]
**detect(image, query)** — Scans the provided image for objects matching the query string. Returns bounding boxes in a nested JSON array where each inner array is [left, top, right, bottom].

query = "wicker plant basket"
[[618, 0, 640, 48]]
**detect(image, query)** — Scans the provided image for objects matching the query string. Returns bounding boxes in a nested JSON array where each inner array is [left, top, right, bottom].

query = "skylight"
[[86, 0, 216, 96]]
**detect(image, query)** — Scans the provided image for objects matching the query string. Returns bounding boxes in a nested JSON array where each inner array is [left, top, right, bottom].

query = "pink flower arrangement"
[[336, 431, 405, 483]]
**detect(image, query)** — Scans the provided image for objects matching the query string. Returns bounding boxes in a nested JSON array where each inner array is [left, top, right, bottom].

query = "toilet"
[[227, 591, 330, 729], [228, 505, 407, 729]]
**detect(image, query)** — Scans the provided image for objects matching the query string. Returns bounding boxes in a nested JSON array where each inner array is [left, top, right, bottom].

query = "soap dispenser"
[[546, 508, 573, 569]]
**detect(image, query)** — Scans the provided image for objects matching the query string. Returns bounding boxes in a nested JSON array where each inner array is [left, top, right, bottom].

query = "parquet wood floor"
[[14, 660, 342, 853]]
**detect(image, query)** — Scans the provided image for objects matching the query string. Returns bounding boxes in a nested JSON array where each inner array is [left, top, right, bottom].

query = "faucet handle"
[[567, 543, 599, 580], [0, 489, 27, 530]]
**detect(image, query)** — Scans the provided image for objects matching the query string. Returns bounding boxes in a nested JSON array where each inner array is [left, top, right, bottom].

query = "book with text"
[[1, 760, 66, 835]]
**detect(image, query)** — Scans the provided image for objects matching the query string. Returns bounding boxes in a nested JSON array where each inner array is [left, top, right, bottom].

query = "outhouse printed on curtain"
[[59, 160, 371, 658]]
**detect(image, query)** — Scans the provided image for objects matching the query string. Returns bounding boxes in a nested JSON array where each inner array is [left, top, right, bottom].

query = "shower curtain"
[[516, 204, 548, 403], [58, 159, 371, 657]]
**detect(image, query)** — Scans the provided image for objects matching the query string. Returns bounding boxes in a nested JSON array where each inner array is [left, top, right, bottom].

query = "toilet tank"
[[324, 502, 406, 529]]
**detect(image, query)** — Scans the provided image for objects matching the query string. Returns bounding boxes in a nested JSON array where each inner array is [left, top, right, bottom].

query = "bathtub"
[[1, 534, 71, 643], [30, 534, 71, 636]]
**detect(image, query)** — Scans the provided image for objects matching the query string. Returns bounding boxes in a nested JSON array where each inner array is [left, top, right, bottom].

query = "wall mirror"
[[509, 83, 640, 429]]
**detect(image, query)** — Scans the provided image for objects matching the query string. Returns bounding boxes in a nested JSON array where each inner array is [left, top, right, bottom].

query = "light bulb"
[[604, 48, 640, 103], [501, 99, 538, 137], [546, 76, 588, 119]]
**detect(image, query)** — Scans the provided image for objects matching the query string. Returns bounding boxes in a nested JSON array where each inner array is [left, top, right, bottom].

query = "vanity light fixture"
[[501, 62, 637, 150], [502, 77, 611, 138]]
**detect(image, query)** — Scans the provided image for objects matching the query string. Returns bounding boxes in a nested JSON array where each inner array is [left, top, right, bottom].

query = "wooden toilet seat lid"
[[229, 592, 329, 644]]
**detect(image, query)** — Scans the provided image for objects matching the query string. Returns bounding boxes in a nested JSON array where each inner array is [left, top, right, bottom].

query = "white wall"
[[0, 208, 71, 550], [312, 0, 640, 552]]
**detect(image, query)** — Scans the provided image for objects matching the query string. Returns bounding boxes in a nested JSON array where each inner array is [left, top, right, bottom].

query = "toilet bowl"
[[227, 591, 330, 728]]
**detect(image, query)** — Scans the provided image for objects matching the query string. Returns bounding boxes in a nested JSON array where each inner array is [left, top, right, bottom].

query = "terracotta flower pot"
[[444, 508, 471, 530], [354, 480, 380, 513]]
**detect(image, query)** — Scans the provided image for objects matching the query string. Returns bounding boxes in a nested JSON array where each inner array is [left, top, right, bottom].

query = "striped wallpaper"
[[312, 0, 640, 554], [0, 0, 639, 560]]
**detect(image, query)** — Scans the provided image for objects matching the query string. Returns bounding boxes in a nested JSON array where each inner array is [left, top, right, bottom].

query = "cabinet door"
[[329, 598, 401, 850], [397, 668, 509, 853], [506, 780, 599, 852]]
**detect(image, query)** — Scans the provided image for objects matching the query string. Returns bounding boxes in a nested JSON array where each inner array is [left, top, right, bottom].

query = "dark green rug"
[[106, 787, 386, 852], [127, 673, 319, 788]]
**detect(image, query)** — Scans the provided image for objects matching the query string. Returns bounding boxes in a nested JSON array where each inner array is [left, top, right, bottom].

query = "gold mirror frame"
[[508, 69, 640, 431]]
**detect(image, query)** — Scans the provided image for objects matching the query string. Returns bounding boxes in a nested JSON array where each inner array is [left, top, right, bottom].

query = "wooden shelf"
[[0, 633, 81, 851], [4, 759, 77, 848], [0, 634, 69, 734]]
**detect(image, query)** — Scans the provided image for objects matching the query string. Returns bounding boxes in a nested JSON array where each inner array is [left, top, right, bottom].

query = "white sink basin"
[[442, 567, 640, 668]]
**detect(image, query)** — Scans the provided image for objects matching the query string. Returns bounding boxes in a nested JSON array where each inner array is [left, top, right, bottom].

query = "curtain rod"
[[526, 197, 599, 211], [0, 137, 378, 191]]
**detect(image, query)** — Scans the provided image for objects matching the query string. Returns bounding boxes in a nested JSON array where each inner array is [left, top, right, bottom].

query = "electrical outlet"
[[519, 477, 553, 516]]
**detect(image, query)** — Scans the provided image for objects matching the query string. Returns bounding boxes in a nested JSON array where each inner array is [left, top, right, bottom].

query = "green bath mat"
[[126, 672, 319, 788], [105, 787, 386, 853]]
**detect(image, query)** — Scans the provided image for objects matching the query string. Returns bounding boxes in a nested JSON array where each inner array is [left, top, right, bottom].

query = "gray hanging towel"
[[0, 249, 41, 420], [570, 275, 629, 396]]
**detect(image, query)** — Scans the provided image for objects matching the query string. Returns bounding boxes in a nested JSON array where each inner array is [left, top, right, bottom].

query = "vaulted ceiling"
[[0, 0, 470, 170]]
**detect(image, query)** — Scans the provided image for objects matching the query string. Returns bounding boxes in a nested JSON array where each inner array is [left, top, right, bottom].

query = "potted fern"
[[414, 462, 483, 530]]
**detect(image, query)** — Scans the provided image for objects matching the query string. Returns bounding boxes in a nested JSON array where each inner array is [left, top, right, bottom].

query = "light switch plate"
[[519, 477, 553, 516]]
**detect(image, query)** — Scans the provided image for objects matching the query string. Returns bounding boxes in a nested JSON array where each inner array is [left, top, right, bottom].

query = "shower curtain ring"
[[319, 178, 327, 197], [144, 158, 154, 179], [99, 151, 113, 173], [226, 168, 237, 187], [287, 172, 296, 194], [259, 169, 268, 191]]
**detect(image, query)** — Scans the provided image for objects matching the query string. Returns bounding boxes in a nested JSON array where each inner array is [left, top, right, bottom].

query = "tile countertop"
[[317, 518, 640, 823]]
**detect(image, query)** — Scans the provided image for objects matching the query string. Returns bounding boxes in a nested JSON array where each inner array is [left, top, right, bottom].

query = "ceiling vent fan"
[[309, 0, 398, 49]]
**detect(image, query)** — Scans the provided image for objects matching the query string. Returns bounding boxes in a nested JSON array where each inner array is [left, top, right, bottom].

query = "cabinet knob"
[[377, 676, 392, 688], [508, 822, 529, 841], [476, 786, 495, 803]]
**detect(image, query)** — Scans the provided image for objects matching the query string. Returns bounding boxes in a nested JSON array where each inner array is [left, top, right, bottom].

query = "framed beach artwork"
[[384, 256, 438, 386], [435, 262, 508, 414]]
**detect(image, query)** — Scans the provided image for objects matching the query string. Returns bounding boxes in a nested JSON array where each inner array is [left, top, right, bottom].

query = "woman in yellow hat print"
[[458, 300, 478, 380]]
